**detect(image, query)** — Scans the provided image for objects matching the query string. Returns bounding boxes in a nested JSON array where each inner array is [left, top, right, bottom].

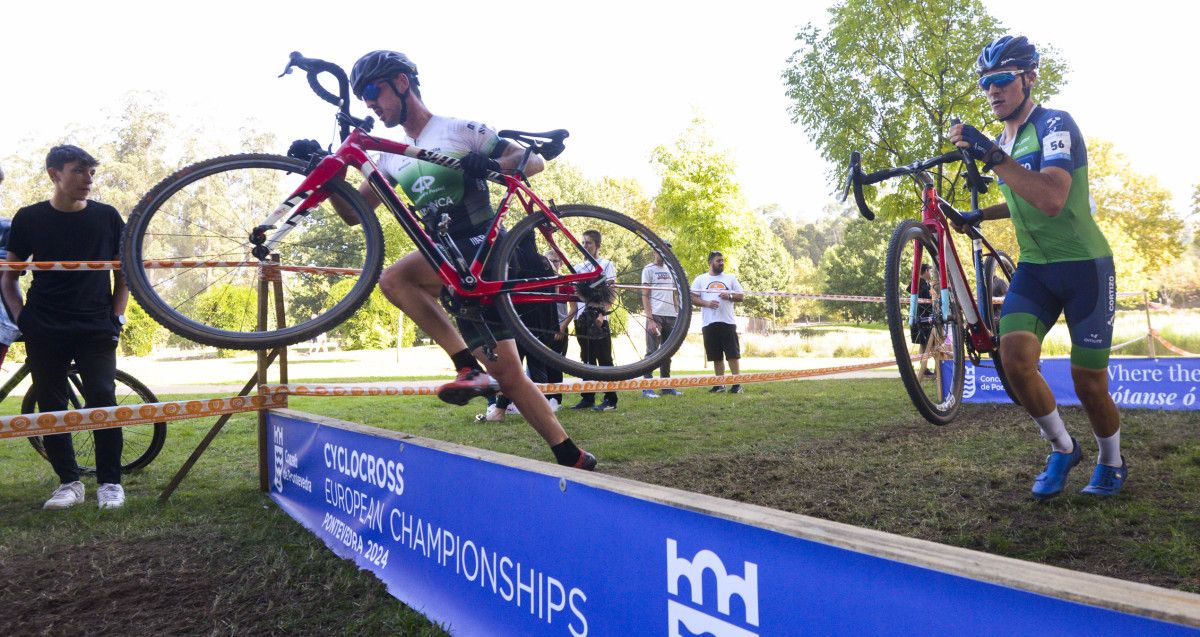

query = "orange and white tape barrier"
[[0, 260, 1155, 304], [1151, 329, 1198, 357], [0, 260, 358, 276], [262, 357, 904, 398], [0, 392, 287, 440]]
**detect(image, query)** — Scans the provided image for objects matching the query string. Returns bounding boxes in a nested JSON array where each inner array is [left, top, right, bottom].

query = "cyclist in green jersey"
[[950, 36, 1125, 499]]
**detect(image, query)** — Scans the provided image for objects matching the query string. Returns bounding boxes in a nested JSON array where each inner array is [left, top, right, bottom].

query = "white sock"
[[1095, 430, 1122, 467], [1033, 409, 1073, 453]]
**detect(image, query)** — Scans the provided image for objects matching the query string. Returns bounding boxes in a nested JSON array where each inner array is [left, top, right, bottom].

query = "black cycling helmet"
[[976, 35, 1040, 75], [350, 50, 420, 98]]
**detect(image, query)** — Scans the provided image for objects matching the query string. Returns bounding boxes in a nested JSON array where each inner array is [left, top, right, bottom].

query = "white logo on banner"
[[272, 424, 285, 493], [666, 538, 759, 637], [963, 363, 976, 399]]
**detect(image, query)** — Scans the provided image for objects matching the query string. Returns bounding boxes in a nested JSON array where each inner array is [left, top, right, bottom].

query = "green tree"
[[93, 93, 175, 215], [782, 0, 1065, 217], [731, 218, 798, 321], [119, 298, 166, 357], [0, 143, 54, 215], [1088, 139, 1184, 293], [820, 216, 894, 321], [190, 284, 257, 357], [526, 160, 598, 207], [651, 117, 754, 277], [326, 280, 401, 350], [769, 208, 851, 265]]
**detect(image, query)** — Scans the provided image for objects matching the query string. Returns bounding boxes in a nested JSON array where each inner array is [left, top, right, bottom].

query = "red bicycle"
[[843, 135, 1018, 424], [121, 53, 690, 380]]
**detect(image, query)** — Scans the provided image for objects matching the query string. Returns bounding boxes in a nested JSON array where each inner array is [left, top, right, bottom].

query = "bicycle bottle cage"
[[498, 129, 569, 161]]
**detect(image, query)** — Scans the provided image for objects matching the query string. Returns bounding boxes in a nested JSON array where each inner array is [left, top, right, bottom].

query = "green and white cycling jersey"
[[373, 115, 505, 238], [996, 104, 1111, 264]]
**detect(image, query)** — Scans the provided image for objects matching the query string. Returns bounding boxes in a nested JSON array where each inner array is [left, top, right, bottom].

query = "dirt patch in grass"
[[0, 526, 448, 637]]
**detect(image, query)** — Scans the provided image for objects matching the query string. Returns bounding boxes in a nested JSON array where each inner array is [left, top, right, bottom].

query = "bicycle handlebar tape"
[[848, 152, 875, 221]]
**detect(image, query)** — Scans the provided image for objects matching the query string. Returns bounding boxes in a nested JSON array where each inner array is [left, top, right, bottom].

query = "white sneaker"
[[44, 481, 85, 510], [97, 483, 126, 509], [505, 403, 520, 416], [548, 397, 561, 412], [483, 404, 505, 422]]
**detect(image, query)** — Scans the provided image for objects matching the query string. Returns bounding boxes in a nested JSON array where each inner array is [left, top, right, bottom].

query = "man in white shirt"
[[690, 251, 745, 393], [569, 229, 619, 411], [640, 244, 682, 397]]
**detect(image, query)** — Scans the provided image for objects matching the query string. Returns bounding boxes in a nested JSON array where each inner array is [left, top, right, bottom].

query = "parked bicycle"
[[120, 53, 690, 380], [843, 134, 1017, 424], [3, 360, 167, 473]]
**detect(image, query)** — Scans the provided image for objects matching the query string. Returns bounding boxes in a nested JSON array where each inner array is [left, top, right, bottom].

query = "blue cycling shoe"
[[1080, 457, 1128, 497], [1031, 437, 1082, 500]]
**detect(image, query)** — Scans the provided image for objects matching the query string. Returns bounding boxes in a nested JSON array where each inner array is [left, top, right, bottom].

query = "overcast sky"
[[2, 0, 1193, 220]]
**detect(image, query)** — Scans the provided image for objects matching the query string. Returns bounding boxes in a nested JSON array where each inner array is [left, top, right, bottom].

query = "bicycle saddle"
[[498, 129, 569, 161]]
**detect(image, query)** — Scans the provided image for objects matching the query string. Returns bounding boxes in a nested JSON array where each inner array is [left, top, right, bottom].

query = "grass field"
[[2, 376, 1197, 635]]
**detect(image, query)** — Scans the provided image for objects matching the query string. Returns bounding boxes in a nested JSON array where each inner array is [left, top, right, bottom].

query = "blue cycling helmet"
[[977, 35, 1040, 75]]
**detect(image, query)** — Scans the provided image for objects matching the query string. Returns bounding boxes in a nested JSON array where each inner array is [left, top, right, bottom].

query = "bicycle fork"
[[940, 230, 994, 355]]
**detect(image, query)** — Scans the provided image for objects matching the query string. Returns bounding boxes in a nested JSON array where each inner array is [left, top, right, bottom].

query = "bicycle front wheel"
[[493, 204, 691, 380], [885, 220, 965, 425], [122, 154, 384, 350], [982, 250, 1021, 405], [26, 369, 167, 474]]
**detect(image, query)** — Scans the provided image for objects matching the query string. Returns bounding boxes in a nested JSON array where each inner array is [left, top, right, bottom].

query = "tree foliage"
[[819, 216, 894, 321], [731, 224, 799, 321], [120, 298, 163, 357], [769, 207, 850, 265], [651, 117, 754, 277], [191, 284, 256, 357], [1087, 138, 1184, 292], [783, 0, 1064, 217], [327, 281, 403, 350]]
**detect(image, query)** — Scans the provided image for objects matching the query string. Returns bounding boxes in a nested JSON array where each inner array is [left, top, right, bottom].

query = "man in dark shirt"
[[1, 145, 129, 510]]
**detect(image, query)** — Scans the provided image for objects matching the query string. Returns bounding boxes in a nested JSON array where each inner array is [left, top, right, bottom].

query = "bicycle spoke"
[[495, 204, 690, 381], [885, 220, 965, 425], [125, 155, 383, 349]]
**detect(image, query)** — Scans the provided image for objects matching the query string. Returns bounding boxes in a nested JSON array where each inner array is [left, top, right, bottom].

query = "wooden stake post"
[[159, 256, 290, 501], [1144, 291, 1157, 359]]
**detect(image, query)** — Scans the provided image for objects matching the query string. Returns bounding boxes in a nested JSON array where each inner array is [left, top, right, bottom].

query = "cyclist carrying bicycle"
[[328, 50, 595, 470], [949, 36, 1124, 498]]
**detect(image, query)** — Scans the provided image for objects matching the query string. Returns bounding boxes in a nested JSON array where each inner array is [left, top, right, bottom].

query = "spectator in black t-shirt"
[[1, 145, 129, 510]]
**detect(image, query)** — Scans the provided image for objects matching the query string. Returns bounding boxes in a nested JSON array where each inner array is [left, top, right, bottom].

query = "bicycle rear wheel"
[[26, 369, 167, 474], [982, 250, 1021, 405], [885, 220, 965, 425], [493, 204, 691, 380], [122, 154, 384, 350]]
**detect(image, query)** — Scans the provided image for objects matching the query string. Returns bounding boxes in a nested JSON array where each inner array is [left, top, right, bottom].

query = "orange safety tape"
[[0, 260, 360, 276], [263, 357, 905, 397], [1151, 329, 1198, 357], [0, 392, 287, 440], [0, 260, 1155, 303]]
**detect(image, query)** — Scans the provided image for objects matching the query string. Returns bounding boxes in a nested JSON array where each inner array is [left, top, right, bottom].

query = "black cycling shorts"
[[446, 230, 512, 350]]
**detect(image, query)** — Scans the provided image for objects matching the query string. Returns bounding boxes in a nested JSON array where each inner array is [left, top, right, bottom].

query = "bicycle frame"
[[912, 182, 1005, 355], [254, 128, 603, 305]]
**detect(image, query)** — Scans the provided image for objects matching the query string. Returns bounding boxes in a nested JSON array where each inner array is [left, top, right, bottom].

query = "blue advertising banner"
[[267, 411, 1197, 636], [958, 357, 1200, 410]]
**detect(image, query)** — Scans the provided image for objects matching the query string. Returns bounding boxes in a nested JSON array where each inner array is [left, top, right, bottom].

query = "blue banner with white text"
[[267, 412, 1196, 636], [957, 357, 1200, 410]]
